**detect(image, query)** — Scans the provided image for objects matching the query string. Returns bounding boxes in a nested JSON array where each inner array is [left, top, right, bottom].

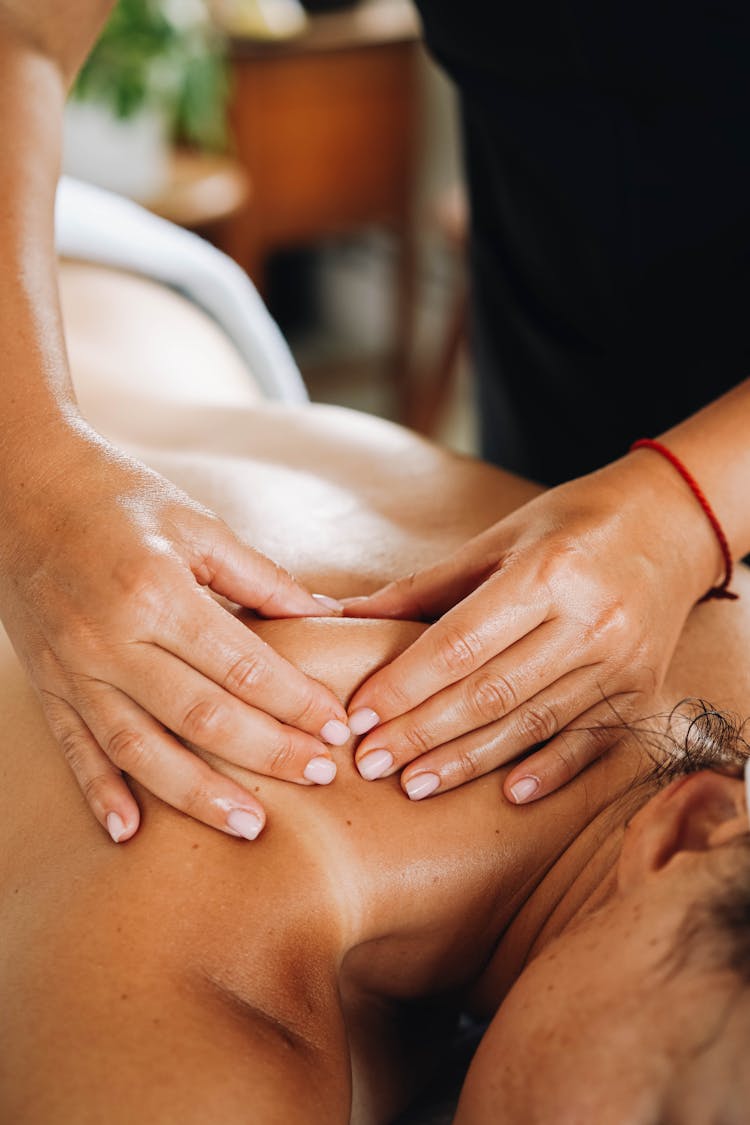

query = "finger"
[[394, 669, 610, 800], [503, 699, 638, 804], [113, 644, 339, 785], [41, 693, 140, 843], [348, 570, 549, 725], [75, 683, 269, 839], [189, 518, 343, 618], [342, 540, 501, 622], [156, 591, 350, 743], [354, 621, 586, 777]]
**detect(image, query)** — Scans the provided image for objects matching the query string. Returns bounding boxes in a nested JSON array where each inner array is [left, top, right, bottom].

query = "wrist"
[[0, 409, 91, 525], [617, 446, 723, 602]]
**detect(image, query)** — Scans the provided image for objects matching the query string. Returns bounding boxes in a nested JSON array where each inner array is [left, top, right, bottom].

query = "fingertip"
[[225, 807, 265, 840], [105, 808, 139, 843], [320, 719, 351, 746], [505, 773, 543, 805], [340, 596, 373, 617], [349, 707, 381, 736], [356, 748, 393, 780], [303, 756, 338, 785], [403, 772, 441, 801], [311, 593, 345, 615]]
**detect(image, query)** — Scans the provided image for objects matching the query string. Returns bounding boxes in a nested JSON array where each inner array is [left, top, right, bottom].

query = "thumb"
[[191, 519, 341, 618], [342, 545, 497, 621]]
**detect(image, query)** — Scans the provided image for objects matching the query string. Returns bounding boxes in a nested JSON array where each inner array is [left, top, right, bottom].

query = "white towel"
[[55, 176, 308, 405]]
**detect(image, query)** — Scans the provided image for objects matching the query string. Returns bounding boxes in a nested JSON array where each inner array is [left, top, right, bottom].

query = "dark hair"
[[631, 697, 750, 781], [650, 700, 750, 985]]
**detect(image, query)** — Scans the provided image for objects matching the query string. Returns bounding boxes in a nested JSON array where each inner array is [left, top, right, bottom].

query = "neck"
[[469, 737, 660, 1012]]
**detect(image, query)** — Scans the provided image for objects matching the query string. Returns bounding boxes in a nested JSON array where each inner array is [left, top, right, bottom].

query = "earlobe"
[[618, 770, 748, 892]]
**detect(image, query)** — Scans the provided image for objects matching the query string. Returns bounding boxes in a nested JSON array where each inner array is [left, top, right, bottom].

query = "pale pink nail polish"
[[509, 776, 539, 804], [312, 593, 345, 613], [106, 812, 126, 843], [357, 748, 394, 780], [321, 719, 351, 746], [226, 809, 263, 840], [405, 773, 440, 801], [349, 707, 381, 736], [304, 756, 337, 784]]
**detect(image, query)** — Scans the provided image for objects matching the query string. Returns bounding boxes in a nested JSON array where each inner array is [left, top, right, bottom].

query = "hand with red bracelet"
[[344, 383, 750, 804]]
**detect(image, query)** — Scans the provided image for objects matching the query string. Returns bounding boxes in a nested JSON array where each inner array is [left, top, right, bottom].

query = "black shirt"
[[415, 2, 750, 483]]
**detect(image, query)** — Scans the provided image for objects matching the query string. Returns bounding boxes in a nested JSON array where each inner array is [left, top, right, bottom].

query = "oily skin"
[[0, 12, 350, 850], [347, 380, 750, 807], [0, 612, 637, 1124], [2, 524, 750, 1122], [4, 1, 750, 854]]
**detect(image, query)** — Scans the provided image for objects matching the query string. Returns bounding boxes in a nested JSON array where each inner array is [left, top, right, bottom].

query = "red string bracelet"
[[630, 438, 739, 602]]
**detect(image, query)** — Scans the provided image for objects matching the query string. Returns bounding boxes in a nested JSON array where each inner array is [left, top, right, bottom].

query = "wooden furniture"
[[224, 0, 422, 415], [147, 149, 251, 229]]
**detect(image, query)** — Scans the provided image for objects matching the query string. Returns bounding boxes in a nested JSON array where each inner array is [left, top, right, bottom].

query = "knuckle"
[[585, 601, 629, 648], [80, 770, 114, 812], [518, 701, 559, 747], [266, 732, 297, 777], [289, 686, 321, 729], [223, 651, 267, 698], [401, 722, 433, 758], [181, 777, 213, 818], [181, 697, 227, 744], [453, 742, 483, 783], [373, 675, 411, 714], [537, 542, 577, 590], [469, 671, 517, 722], [433, 625, 482, 678], [56, 726, 90, 776], [546, 737, 587, 785], [112, 556, 164, 615], [253, 563, 286, 615], [105, 727, 151, 773], [548, 724, 611, 787]]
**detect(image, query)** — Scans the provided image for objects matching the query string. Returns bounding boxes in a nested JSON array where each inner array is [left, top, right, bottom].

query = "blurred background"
[[63, 0, 476, 453]]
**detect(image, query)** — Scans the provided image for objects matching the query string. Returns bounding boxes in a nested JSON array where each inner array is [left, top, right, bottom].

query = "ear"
[[618, 770, 749, 893]]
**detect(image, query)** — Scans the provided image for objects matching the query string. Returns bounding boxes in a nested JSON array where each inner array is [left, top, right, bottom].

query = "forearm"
[[0, 4, 114, 466]]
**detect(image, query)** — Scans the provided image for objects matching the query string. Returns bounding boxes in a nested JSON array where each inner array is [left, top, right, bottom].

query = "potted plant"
[[63, 0, 228, 201]]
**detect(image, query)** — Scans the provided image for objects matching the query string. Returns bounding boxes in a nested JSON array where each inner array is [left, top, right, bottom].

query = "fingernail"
[[509, 776, 539, 804], [357, 748, 394, 780], [404, 773, 440, 801], [312, 593, 345, 614], [349, 707, 381, 735], [321, 719, 351, 746], [106, 812, 127, 843], [226, 808, 264, 840], [304, 756, 337, 785]]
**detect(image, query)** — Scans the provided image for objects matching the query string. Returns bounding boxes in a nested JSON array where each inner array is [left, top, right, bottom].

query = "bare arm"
[[346, 378, 750, 802], [0, 3, 113, 443], [0, 5, 350, 844]]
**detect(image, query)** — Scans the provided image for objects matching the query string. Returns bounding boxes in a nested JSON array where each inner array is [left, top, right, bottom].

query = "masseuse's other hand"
[[0, 422, 349, 843], [345, 453, 720, 804]]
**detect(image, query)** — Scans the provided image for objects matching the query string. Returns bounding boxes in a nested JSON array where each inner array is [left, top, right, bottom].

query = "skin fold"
[[1, 265, 749, 1123]]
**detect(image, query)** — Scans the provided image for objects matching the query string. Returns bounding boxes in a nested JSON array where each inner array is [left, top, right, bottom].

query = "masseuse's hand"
[[0, 421, 349, 843], [345, 452, 721, 804]]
